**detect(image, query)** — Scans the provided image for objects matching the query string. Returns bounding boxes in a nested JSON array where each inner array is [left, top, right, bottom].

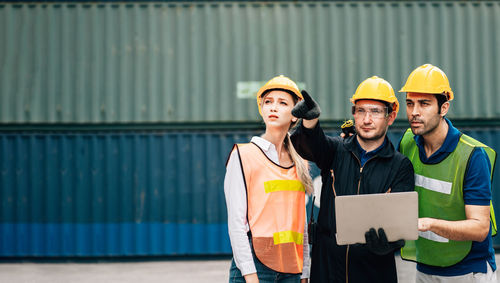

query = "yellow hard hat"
[[399, 63, 454, 101], [256, 75, 303, 115], [350, 76, 399, 115]]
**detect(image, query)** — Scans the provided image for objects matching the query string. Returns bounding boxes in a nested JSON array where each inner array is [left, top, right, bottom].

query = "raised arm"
[[290, 90, 338, 169]]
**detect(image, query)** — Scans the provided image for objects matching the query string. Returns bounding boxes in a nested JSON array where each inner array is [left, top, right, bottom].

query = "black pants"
[[310, 231, 398, 283]]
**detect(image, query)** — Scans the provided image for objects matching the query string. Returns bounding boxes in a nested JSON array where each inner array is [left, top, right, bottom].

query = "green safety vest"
[[399, 129, 497, 267]]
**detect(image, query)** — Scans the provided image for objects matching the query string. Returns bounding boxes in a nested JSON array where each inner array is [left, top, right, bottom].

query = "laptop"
[[335, 191, 419, 245]]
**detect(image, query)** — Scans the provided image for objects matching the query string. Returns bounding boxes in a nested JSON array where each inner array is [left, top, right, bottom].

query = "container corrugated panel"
[[1, 1, 499, 123], [0, 131, 257, 256], [2, 127, 500, 256]]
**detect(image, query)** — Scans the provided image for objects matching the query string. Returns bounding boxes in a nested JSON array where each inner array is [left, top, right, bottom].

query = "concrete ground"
[[0, 255, 498, 283]]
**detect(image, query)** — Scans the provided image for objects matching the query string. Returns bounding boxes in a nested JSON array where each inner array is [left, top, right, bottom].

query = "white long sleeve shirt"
[[224, 136, 311, 278]]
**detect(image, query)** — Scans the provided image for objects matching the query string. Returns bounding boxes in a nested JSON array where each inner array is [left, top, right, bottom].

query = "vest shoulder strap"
[[459, 134, 498, 236], [459, 134, 497, 177], [399, 128, 415, 153]]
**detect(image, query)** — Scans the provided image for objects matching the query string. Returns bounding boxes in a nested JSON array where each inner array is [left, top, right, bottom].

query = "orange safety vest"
[[234, 142, 305, 274]]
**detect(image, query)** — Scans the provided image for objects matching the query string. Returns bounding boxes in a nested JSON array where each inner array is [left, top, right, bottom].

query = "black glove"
[[365, 228, 405, 256], [292, 90, 321, 120], [341, 119, 356, 137]]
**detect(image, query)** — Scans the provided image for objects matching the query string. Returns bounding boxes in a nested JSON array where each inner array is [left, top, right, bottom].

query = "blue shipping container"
[[0, 131, 254, 256]]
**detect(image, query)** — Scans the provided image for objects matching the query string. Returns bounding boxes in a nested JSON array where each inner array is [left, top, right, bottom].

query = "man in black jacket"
[[291, 76, 415, 283]]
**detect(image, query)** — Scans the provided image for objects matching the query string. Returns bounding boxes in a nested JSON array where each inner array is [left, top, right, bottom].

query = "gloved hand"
[[292, 90, 321, 120], [365, 228, 405, 256], [341, 119, 356, 138]]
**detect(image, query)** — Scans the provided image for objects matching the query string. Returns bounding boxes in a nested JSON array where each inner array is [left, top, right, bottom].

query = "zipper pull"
[[330, 169, 337, 197]]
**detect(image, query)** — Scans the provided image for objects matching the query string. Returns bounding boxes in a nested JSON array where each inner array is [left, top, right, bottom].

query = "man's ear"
[[440, 101, 450, 117], [387, 111, 397, 126], [292, 117, 298, 123]]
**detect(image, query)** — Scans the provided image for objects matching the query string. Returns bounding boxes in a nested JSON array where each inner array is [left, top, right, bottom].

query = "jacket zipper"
[[345, 153, 377, 283], [345, 245, 350, 283], [330, 169, 337, 197], [353, 154, 378, 194]]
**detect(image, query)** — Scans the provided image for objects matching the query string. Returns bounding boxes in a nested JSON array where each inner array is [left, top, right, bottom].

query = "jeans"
[[229, 257, 301, 283]]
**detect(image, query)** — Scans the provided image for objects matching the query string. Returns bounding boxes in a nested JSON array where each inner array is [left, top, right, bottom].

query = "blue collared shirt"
[[413, 118, 496, 276], [355, 137, 387, 167]]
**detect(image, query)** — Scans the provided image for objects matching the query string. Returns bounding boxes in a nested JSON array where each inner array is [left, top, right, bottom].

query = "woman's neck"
[[261, 131, 286, 152], [261, 129, 291, 165]]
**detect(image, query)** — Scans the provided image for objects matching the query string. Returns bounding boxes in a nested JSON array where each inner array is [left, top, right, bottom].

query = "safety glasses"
[[352, 105, 388, 119]]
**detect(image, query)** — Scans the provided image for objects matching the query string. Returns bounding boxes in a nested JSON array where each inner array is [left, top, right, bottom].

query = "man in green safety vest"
[[398, 63, 498, 282]]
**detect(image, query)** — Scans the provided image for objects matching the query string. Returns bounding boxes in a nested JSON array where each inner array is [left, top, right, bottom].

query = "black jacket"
[[291, 121, 415, 283]]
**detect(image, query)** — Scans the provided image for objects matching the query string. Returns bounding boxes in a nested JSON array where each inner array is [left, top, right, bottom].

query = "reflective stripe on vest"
[[399, 129, 497, 267], [235, 143, 305, 274]]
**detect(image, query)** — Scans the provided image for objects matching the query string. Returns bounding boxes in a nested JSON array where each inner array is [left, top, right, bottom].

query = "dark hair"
[[434, 94, 448, 114], [382, 101, 394, 114]]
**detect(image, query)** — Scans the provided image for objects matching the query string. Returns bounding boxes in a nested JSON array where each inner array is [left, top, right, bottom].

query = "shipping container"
[[1, 126, 500, 256], [1, 1, 499, 124], [0, 131, 251, 256]]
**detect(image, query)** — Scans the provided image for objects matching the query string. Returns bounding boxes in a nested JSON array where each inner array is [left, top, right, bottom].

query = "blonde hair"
[[284, 131, 313, 195]]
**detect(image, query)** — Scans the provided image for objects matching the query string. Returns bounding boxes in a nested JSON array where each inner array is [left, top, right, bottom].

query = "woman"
[[224, 75, 313, 283]]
